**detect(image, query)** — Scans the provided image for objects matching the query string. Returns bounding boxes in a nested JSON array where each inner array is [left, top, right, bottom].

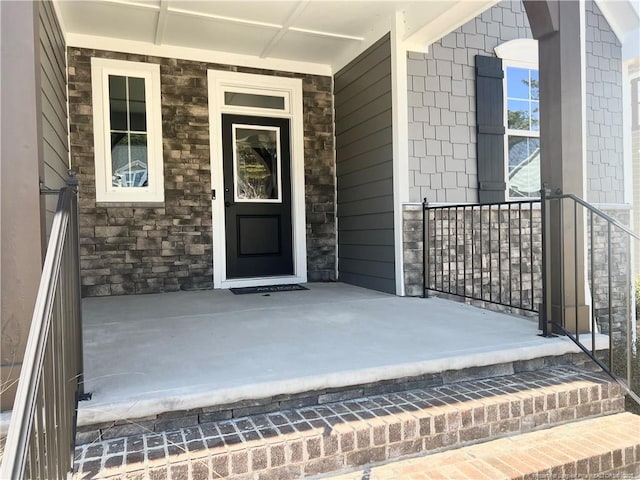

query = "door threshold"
[[218, 275, 306, 290]]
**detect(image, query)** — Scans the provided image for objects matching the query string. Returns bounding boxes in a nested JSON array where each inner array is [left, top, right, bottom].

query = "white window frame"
[[91, 58, 164, 203], [496, 39, 540, 200]]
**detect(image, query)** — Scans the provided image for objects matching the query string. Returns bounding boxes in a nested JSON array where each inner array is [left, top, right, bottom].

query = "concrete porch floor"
[[77, 282, 603, 428]]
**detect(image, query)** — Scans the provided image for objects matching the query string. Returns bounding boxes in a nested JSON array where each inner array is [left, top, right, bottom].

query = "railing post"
[[66, 171, 84, 397], [540, 185, 553, 336], [423, 198, 429, 298]]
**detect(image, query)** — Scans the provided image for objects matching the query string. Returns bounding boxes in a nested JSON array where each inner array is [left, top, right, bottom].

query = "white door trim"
[[208, 70, 307, 289]]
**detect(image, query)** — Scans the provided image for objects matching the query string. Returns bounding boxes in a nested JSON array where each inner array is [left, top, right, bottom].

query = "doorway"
[[208, 71, 306, 288], [222, 114, 293, 278]]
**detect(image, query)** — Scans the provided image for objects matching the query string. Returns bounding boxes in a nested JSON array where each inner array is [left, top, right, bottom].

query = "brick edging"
[[76, 352, 600, 444]]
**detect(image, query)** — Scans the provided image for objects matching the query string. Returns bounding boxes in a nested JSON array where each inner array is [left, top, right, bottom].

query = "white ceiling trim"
[[289, 26, 363, 41], [332, 12, 394, 73], [66, 32, 332, 76], [154, 0, 169, 45], [51, 0, 67, 42], [594, 0, 640, 44], [167, 6, 282, 30], [403, 0, 498, 52], [101, 0, 159, 12], [260, 1, 309, 59]]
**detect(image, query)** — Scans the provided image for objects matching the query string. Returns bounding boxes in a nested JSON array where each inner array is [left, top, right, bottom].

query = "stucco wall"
[[68, 48, 335, 297], [407, 0, 624, 205]]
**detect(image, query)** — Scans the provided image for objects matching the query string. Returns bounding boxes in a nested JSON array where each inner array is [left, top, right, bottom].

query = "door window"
[[232, 125, 282, 202]]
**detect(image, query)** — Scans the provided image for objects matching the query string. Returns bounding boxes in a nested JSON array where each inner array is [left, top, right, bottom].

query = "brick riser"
[[322, 413, 640, 480], [76, 352, 601, 443], [73, 367, 625, 479]]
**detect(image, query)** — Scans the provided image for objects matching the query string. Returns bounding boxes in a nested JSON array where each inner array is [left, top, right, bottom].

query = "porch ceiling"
[[55, 0, 497, 74]]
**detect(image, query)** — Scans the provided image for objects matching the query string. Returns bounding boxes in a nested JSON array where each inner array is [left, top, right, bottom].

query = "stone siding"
[[68, 48, 335, 296], [407, 0, 624, 205], [403, 204, 632, 338]]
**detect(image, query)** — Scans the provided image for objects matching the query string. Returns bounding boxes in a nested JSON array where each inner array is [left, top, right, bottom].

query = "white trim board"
[[391, 15, 409, 296], [207, 70, 307, 289], [90, 58, 164, 203], [67, 33, 332, 77]]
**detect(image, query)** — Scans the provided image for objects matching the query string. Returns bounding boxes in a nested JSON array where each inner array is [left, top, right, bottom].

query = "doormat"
[[230, 284, 309, 295]]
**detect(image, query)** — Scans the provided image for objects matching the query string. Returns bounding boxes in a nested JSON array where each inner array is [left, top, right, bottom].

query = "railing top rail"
[[423, 198, 541, 210], [546, 191, 640, 241], [0, 187, 73, 480]]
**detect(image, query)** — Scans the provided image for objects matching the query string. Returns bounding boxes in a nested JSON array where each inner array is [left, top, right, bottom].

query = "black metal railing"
[[423, 190, 639, 408], [423, 198, 542, 314], [541, 190, 640, 407], [0, 175, 83, 479]]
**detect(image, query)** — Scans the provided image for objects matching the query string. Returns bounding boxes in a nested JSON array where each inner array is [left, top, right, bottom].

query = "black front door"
[[222, 114, 294, 279]]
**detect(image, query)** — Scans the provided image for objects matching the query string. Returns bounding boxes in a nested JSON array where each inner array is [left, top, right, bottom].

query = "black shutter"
[[475, 55, 506, 203]]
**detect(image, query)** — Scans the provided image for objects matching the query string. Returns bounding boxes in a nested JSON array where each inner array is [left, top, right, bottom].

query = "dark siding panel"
[[336, 75, 392, 119], [338, 272, 396, 294], [39, 0, 68, 237], [336, 127, 392, 167], [334, 60, 392, 107], [337, 213, 395, 232], [337, 144, 394, 176], [339, 258, 395, 278], [339, 162, 394, 189], [337, 195, 394, 218], [335, 34, 395, 294], [339, 244, 395, 262], [336, 105, 392, 143], [475, 55, 505, 203], [337, 178, 393, 204], [339, 229, 395, 246], [334, 35, 391, 93]]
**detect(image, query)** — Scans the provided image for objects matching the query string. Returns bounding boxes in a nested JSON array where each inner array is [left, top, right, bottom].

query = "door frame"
[[208, 70, 307, 289]]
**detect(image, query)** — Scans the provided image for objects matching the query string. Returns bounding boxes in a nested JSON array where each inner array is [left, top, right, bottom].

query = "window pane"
[[530, 70, 539, 100], [508, 99, 531, 130], [111, 133, 129, 187], [111, 133, 148, 187], [225, 92, 285, 110], [234, 127, 279, 201], [128, 77, 147, 131], [507, 67, 530, 99], [530, 101, 540, 131], [108, 75, 127, 130], [508, 136, 540, 197]]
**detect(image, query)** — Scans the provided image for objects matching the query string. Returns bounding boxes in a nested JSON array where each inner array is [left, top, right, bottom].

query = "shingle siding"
[[585, 1, 624, 204], [407, 0, 624, 206], [407, 0, 531, 204]]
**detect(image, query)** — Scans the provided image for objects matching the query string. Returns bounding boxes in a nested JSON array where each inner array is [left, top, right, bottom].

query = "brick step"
[[72, 367, 625, 479], [75, 352, 601, 444], [319, 412, 640, 480]]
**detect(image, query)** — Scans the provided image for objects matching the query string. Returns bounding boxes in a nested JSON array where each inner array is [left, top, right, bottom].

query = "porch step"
[[319, 412, 640, 480], [72, 366, 626, 479]]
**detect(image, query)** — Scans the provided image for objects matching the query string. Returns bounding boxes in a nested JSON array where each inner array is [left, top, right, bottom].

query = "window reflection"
[[108, 75, 148, 188], [234, 127, 280, 201]]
